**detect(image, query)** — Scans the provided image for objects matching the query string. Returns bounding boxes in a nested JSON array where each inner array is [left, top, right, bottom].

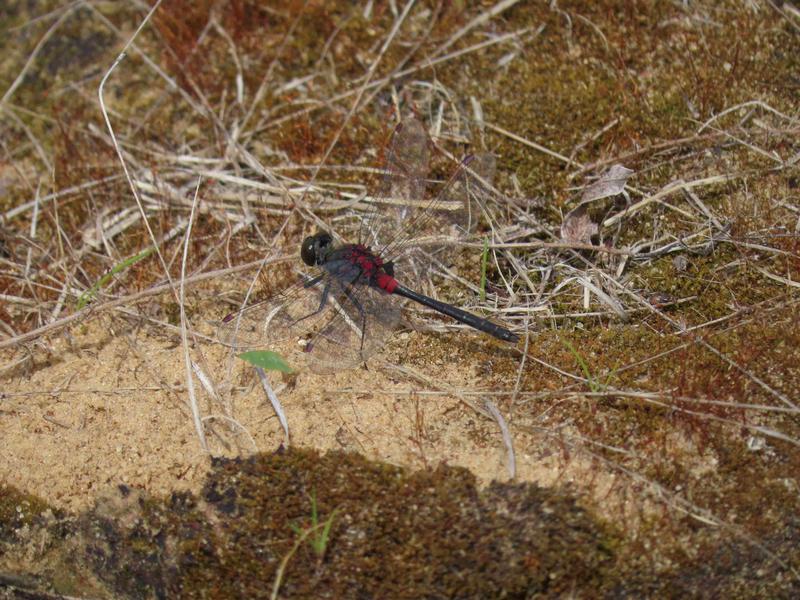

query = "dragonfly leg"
[[339, 282, 368, 353], [294, 279, 331, 324], [302, 273, 325, 289]]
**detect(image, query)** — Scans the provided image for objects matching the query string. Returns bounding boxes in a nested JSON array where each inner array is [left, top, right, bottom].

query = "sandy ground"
[[1, 305, 618, 513]]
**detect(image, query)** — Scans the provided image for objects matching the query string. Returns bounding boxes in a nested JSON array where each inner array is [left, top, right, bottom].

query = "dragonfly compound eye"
[[300, 235, 317, 265], [301, 231, 333, 266]]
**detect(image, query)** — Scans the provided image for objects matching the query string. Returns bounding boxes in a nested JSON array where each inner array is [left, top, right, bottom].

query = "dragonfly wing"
[[386, 117, 430, 221], [381, 152, 497, 285], [443, 152, 497, 235], [218, 271, 334, 351], [361, 117, 430, 249], [218, 263, 401, 369], [302, 276, 401, 371]]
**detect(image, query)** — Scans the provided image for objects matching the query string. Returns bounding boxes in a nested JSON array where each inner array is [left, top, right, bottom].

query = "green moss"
[[0, 484, 52, 542]]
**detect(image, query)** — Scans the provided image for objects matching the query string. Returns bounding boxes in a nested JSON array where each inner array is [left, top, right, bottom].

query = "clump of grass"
[[288, 491, 339, 561], [561, 337, 616, 394]]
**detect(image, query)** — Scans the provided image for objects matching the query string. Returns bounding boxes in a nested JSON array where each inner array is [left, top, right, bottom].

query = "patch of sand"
[[1, 310, 627, 517]]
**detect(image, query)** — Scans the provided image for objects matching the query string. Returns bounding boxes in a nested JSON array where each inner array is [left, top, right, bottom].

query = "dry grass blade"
[[602, 173, 744, 229], [179, 180, 208, 452], [484, 399, 516, 479], [257, 367, 290, 448], [0, 259, 274, 352]]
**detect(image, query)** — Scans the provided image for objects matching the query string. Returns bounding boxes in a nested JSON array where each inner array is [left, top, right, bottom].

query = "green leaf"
[[561, 338, 592, 383], [77, 246, 155, 309], [237, 351, 294, 374]]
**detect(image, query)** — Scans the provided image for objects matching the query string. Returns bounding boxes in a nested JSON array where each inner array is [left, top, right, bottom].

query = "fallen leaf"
[[561, 204, 598, 244], [580, 164, 634, 203]]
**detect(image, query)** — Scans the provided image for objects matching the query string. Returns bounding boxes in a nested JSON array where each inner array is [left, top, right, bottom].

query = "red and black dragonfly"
[[219, 117, 517, 369]]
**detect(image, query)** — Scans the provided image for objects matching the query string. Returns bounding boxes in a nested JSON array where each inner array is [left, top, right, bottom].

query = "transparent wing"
[[380, 152, 497, 281], [441, 152, 496, 235], [218, 271, 326, 349], [303, 276, 401, 370], [360, 116, 497, 262], [360, 117, 430, 249], [217, 263, 401, 371]]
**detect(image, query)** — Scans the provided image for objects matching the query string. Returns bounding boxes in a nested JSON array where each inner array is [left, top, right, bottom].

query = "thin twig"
[[179, 179, 208, 452]]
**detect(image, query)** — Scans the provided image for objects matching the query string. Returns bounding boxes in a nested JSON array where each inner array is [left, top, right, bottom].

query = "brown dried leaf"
[[561, 204, 598, 244], [580, 164, 634, 203]]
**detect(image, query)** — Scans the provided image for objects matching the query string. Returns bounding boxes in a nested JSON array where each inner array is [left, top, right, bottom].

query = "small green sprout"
[[479, 236, 489, 302], [76, 246, 155, 309], [289, 491, 339, 559], [272, 491, 339, 598], [561, 338, 617, 394]]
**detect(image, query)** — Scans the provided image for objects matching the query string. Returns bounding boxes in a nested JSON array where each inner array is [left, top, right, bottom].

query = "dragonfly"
[[219, 116, 517, 370]]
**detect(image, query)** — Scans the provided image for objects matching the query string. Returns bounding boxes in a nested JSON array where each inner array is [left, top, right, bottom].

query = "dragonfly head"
[[301, 231, 333, 266]]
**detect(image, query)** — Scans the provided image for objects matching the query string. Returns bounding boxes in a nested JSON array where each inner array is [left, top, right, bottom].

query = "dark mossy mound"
[[0, 484, 55, 544], [79, 448, 615, 598], [2, 448, 799, 598]]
